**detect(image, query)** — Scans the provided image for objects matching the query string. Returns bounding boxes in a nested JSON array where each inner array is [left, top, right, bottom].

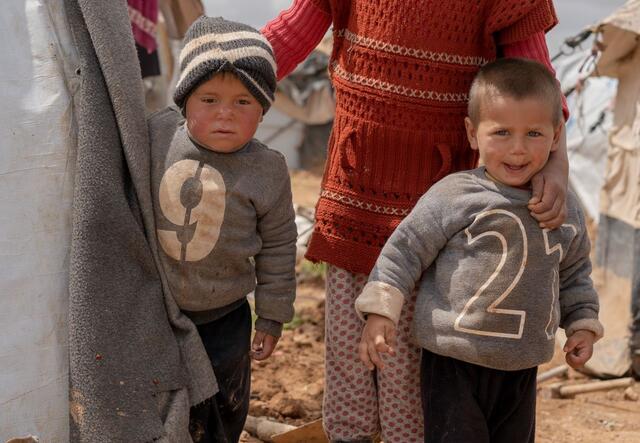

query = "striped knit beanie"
[[173, 16, 277, 112]]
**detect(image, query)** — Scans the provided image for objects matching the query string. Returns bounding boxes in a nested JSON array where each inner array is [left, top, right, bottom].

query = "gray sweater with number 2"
[[149, 107, 297, 337], [356, 167, 603, 371]]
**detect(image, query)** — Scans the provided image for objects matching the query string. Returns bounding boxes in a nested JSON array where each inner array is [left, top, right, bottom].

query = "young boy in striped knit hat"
[[147, 16, 297, 442]]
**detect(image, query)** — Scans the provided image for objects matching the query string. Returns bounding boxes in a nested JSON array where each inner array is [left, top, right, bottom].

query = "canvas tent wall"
[[255, 36, 335, 171], [553, 49, 617, 221], [592, 0, 640, 351], [552, 0, 640, 377], [0, 0, 78, 440]]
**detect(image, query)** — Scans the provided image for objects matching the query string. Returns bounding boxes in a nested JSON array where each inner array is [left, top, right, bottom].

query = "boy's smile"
[[185, 72, 264, 153], [465, 94, 561, 188]]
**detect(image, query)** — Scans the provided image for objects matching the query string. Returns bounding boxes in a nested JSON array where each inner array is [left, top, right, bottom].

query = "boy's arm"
[[558, 209, 604, 341], [502, 31, 569, 229], [253, 156, 298, 339], [356, 191, 456, 369], [491, 0, 558, 46], [355, 193, 451, 326], [261, 0, 332, 80]]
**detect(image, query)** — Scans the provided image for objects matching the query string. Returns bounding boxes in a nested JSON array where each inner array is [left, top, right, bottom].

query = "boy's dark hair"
[[468, 58, 563, 126]]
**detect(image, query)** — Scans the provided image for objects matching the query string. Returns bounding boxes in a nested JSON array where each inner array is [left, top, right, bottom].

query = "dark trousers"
[[189, 301, 252, 443], [421, 349, 537, 443]]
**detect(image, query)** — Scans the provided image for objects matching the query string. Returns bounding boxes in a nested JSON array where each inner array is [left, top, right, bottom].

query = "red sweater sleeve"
[[502, 31, 570, 121], [491, 0, 558, 45], [261, 0, 332, 80]]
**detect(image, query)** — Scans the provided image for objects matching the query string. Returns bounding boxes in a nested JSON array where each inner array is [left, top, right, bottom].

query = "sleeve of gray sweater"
[[253, 155, 298, 337], [557, 195, 601, 337], [356, 178, 466, 324]]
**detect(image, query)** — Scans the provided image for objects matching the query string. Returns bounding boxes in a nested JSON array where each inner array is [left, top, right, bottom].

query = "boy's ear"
[[464, 117, 479, 151], [550, 121, 563, 152]]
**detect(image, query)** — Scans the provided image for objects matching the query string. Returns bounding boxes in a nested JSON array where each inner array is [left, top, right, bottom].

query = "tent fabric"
[[602, 0, 640, 34], [1, 1, 215, 439], [553, 49, 616, 220], [65, 0, 214, 440], [0, 0, 79, 440], [254, 42, 335, 170], [595, 21, 640, 229], [590, 0, 640, 379]]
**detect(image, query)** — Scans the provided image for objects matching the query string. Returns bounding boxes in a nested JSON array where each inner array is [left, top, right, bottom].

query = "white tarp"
[[0, 1, 79, 440], [553, 49, 617, 220]]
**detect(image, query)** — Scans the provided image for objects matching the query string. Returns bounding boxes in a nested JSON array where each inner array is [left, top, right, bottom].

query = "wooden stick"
[[537, 365, 569, 383], [553, 377, 634, 398], [244, 416, 295, 442]]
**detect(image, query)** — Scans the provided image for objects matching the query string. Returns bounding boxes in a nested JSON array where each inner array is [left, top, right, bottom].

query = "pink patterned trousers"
[[323, 265, 424, 442]]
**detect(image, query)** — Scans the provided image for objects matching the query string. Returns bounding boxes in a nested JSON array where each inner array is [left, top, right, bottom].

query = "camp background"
[[202, 0, 627, 54]]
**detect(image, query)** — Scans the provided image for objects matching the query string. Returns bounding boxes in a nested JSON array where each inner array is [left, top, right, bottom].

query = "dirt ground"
[[241, 170, 640, 443]]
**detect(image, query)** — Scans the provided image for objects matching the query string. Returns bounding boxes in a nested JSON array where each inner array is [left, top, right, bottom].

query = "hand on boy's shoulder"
[[528, 166, 568, 229]]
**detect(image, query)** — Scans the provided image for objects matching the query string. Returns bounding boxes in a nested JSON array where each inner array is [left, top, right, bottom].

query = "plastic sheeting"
[[255, 42, 334, 171], [553, 49, 617, 220], [0, 1, 79, 440]]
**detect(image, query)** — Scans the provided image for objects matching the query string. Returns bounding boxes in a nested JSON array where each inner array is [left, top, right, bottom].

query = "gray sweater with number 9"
[[356, 167, 604, 371], [149, 107, 297, 338]]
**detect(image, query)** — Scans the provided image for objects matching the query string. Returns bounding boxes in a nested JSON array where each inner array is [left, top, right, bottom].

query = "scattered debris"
[[244, 416, 328, 443], [537, 365, 569, 384], [294, 205, 315, 264], [5, 437, 40, 443], [272, 419, 328, 443], [623, 386, 639, 401], [551, 377, 635, 399], [244, 416, 295, 442]]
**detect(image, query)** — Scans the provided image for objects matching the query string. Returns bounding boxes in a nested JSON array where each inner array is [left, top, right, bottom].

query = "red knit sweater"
[[264, 0, 559, 274]]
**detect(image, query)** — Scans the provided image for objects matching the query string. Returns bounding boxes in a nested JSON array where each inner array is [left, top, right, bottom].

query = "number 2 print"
[[454, 209, 578, 340], [454, 209, 528, 339]]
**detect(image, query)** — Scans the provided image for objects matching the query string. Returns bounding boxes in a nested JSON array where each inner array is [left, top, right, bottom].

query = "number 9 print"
[[157, 159, 226, 262]]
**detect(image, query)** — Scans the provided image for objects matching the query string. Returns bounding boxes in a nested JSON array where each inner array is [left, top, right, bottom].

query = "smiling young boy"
[[147, 16, 297, 442], [354, 58, 604, 443]]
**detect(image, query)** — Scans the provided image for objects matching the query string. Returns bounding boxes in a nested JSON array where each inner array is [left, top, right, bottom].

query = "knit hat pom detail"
[[173, 16, 277, 112]]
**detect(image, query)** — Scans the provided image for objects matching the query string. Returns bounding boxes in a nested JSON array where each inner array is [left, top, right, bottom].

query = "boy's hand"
[[358, 314, 397, 371], [251, 330, 280, 361], [564, 329, 596, 369], [528, 167, 567, 229], [529, 124, 568, 229]]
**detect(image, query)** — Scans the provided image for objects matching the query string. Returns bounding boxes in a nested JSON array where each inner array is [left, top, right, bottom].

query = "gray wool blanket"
[[65, 1, 215, 441]]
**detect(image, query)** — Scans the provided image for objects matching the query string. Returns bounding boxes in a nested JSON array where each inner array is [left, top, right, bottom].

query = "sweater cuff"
[[255, 317, 284, 338], [565, 318, 605, 342], [355, 281, 405, 326]]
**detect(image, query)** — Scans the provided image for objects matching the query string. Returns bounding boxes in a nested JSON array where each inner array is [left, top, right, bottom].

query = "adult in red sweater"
[[263, 1, 568, 441]]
